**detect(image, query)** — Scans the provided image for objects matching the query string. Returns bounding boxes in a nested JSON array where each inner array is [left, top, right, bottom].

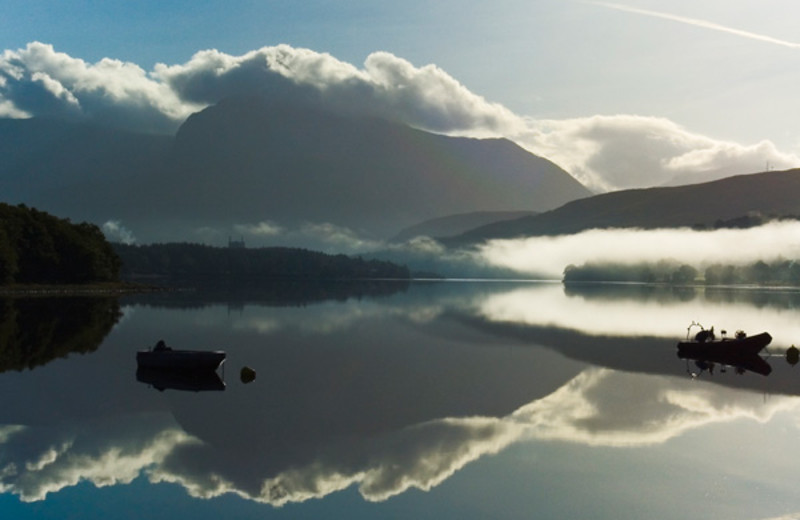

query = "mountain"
[[452, 169, 800, 244], [141, 97, 590, 238], [0, 97, 591, 243], [391, 210, 537, 242]]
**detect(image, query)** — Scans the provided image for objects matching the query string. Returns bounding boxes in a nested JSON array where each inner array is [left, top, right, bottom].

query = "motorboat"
[[677, 330, 772, 358], [676, 324, 772, 376]]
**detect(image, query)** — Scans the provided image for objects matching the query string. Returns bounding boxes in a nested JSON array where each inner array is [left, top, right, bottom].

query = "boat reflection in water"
[[136, 366, 226, 392], [136, 340, 227, 392]]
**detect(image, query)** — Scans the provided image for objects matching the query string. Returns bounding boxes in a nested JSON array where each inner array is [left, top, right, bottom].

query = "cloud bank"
[[1, 42, 798, 191], [478, 220, 800, 279], [519, 115, 800, 191]]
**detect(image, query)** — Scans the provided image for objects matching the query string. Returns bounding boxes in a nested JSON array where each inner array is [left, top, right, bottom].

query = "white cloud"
[[1, 42, 798, 192], [516, 115, 800, 191], [233, 221, 283, 237], [152, 44, 524, 136], [102, 220, 136, 245], [0, 42, 198, 131]]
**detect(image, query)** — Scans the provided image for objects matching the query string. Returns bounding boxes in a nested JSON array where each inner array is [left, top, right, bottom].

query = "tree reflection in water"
[[0, 297, 121, 372]]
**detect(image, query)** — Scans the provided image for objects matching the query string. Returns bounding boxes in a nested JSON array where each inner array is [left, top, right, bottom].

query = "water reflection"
[[0, 297, 120, 372], [136, 367, 226, 392], [2, 282, 800, 518], [480, 283, 800, 348]]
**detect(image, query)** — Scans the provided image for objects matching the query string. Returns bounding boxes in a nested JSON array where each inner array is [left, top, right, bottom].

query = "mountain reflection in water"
[[2, 281, 800, 519]]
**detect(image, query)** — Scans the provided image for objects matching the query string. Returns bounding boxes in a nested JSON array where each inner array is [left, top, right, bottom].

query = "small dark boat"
[[676, 325, 772, 376], [136, 340, 226, 371], [677, 331, 772, 358]]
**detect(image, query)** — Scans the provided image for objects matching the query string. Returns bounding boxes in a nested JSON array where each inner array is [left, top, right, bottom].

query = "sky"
[[2, 0, 800, 193]]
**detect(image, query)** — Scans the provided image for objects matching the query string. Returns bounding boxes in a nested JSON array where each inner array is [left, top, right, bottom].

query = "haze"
[[2, 1, 800, 274]]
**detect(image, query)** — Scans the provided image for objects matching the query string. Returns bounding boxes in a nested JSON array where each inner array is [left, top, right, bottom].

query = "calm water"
[[2, 281, 800, 519]]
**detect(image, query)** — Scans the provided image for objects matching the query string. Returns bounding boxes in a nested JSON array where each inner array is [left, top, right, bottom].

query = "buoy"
[[240, 366, 256, 383], [786, 346, 799, 366]]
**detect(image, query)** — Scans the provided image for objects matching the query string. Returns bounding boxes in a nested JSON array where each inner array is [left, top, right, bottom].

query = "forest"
[[113, 242, 411, 280], [563, 259, 800, 286], [0, 203, 121, 285]]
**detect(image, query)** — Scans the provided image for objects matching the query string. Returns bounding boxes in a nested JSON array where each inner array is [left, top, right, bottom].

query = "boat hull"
[[677, 332, 773, 376], [136, 350, 226, 371], [676, 331, 772, 358]]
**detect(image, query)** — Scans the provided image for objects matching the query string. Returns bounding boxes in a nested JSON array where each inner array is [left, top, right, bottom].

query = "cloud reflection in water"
[[479, 284, 800, 347], [3, 369, 796, 506], [3, 283, 800, 509]]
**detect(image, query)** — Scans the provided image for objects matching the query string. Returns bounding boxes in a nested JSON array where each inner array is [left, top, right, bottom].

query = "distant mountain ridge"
[[391, 210, 538, 242], [0, 96, 591, 243], [453, 169, 800, 243], [147, 97, 590, 237]]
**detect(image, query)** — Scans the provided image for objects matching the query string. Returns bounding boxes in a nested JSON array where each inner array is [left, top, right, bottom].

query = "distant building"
[[228, 236, 246, 249]]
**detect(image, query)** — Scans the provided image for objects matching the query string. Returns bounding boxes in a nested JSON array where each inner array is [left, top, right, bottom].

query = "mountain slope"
[[453, 169, 800, 243], [0, 98, 591, 243], [137, 97, 590, 238], [391, 210, 538, 242]]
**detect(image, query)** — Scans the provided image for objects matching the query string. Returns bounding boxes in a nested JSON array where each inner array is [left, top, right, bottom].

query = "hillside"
[[142, 97, 590, 237], [452, 169, 800, 243], [391, 211, 538, 242], [0, 97, 591, 244]]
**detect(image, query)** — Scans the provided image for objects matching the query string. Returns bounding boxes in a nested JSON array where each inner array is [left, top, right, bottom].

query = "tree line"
[[0, 203, 121, 285], [563, 259, 800, 286], [113, 242, 411, 279]]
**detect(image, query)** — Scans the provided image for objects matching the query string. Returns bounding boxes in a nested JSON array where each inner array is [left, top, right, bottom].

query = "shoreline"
[[0, 281, 170, 296]]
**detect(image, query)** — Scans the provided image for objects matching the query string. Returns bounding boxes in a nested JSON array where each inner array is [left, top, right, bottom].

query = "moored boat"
[[676, 325, 773, 376], [677, 331, 772, 358], [136, 340, 226, 371]]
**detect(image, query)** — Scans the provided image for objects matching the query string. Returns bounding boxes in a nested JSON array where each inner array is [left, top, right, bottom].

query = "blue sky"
[[2, 0, 799, 191]]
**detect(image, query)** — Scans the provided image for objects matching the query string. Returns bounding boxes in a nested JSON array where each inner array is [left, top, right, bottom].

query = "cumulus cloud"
[[102, 220, 136, 244], [0, 42, 197, 132], [1, 42, 797, 191], [0, 42, 521, 136], [152, 45, 525, 136], [516, 115, 800, 191]]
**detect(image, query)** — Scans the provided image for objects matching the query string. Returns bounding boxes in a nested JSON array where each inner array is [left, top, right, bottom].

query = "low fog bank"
[[477, 221, 800, 279], [103, 218, 800, 281]]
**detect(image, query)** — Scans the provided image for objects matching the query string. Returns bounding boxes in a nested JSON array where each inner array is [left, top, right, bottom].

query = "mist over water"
[[476, 221, 800, 278]]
